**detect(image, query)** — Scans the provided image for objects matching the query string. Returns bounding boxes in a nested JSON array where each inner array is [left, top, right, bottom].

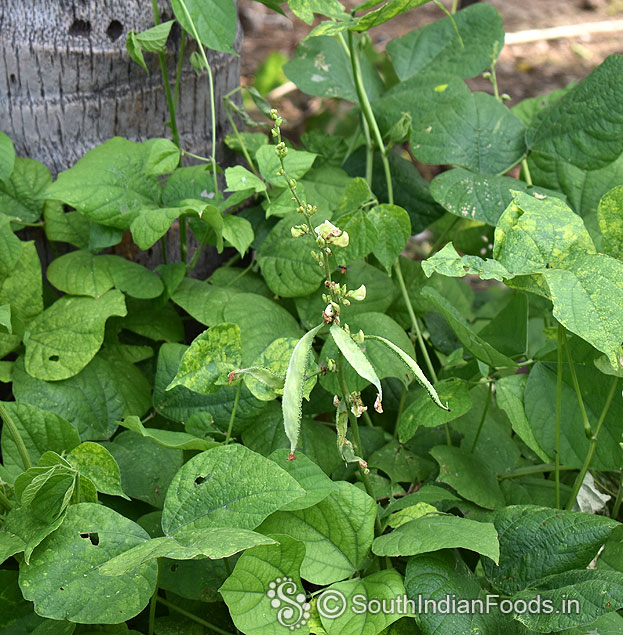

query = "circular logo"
[[266, 577, 311, 630], [316, 589, 347, 619]]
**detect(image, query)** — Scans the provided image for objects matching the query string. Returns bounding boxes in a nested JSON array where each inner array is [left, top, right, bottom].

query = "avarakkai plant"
[[4, 1, 623, 634]]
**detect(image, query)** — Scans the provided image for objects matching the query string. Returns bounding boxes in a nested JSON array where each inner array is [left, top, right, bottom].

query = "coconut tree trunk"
[[0, 0, 242, 275]]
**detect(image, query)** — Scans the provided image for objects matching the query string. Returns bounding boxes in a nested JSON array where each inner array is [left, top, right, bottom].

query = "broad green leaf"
[[225, 166, 266, 193], [103, 431, 182, 509], [482, 505, 618, 594], [171, 0, 237, 54], [284, 36, 383, 102], [386, 3, 504, 80], [24, 289, 127, 381], [318, 570, 408, 635], [256, 145, 317, 187], [0, 402, 80, 481], [335, 208, 378, 265], [283, 323, 323, 454], [352, 0, 431, 31], [144, 138, 180, 175], [367, 439, 429, 483], [398, 378, 471, 443], [430, 444, 505, 509], [365, 334, 448, 411], [369, 204, 411, 272], [43, 203, 90, 249], [411, 92, 526, 175], [127, 21, 174, 72], [100, 529, 275, 576], [15, 464, 75, 522], [66, 442, 126, 498], [269, 449, 336, 511], [430, 167, 562, 226], [46, 250, 113, 298], [0, 130, 15, 182], [42, 138, 166, 229], [220, 535, 308, 634], [386, 502, 438, 529], [222, 214, 254, 256], [477, 292, 529, 357], [514, 569, 623, 632], [19, 503, 157, 623], [257, 213, 327, 297], [117, 416, 217, 451], [161, 444, 305, 535], [100, 255, 163, 299], [167, 323, 242, 394], [405, 550, 514, 634], [421, 286, 515, 367], [422, 243, 512, 282], [372, 514, 499, 562], [330, 323, 382, 401], [258, 481, 376, 585], [598, 185, 623, 260], [289, 0, 346, 23], [170, 277, 240, 325], [527, 55, 623, 171], [496, 374, 551, 463], [0, 157, 51, 225]]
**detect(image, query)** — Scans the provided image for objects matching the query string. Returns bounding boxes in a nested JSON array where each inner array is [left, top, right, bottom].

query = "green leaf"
[[421, 286, 516, 367], [161, 444, 305, 535], [100, 529, 276, 576], [386, 3, 504, 80], [368, 204, 411, 272], [15, 465, 75, 522], [117, 416, 217, 451], [430, 168, 562, 226], [256, 145, 317, 187], [283, 323, 323, 454], [258, 481, 376, 585], [527, 55, 623, 171], [222, 214, 254, 256], [170, 277, 238, 325], [46, 250, 113, 298], [24, 290, 127, 381], [42, 138, 166, 229], [288, 0, 346, 24], [430, 444, 505, 509], [411, 92, 526, 174], [19, 503, 157, 623], [167, 323, 242, 394], [103, 431, 182, 509], [386, 502, 438, 529], [257, 212, 327, 297], [330, 323, 382, 401], [0, 157, 51, 225], [220, 534, 308, 634], [170, 0, 237, 54], [335, 208, 379, 265], [66, 442, 126, 498], [372, 514, 499, 561], [0, 130, 15, 182], [398, 378, 471, 443], [268, 449, 336, 511], [318, 570, 408, 635], [598, 185, 623, 260], [422, 243, 512, 282], [352, 0, 432, 31], [127, 32, 149, 72], [43, 202, 91, 249], [284, 36, 383, 102], [100, 255, 163, 299], [134, 20, 174, 52], [0, 402, 80, 481], [225, 165, 266, 193], [482, 505, 618, 594]]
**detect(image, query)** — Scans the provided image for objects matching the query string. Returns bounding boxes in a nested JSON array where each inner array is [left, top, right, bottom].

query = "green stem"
[[362, 116, 374, 188], [160, 236, 168, 264], [156, 597, 233, 635], [521, 158, 533, 186], [499, 463, 576, 481], [187, 243, 204, 271], [613, 473, 623, 520], [394, 385, 407, 439], [225, 99, 260, 177], [565, 376, 619, 511], [176, 0, 218, 194], [173, 30, 187, 112], [179, 217, 187, 264], [362, 409, 374, 428], [470, 381, 492, 453], [148, 561, 161, 635], [563, 332, 592, 439], [225, 382, 242, 444], [0, 487, 13, 511], [451, 0, 459, 13], [0, 402, 32, 470], [151, 0, 180, 148], [555, 324, 563, 507]]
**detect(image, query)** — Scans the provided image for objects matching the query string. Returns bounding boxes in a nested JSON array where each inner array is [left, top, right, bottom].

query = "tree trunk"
[[0, 1, 242, 276]]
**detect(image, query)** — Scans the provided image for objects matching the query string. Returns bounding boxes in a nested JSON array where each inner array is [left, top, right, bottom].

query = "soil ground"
[[238, 0, 623, 131]]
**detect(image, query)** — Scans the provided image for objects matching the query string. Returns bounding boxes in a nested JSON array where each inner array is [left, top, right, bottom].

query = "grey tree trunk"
[[0, 0, 242, 275]]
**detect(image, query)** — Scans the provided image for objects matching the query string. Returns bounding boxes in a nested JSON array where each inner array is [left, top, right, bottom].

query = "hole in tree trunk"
[[106, 20, 123, 42], [68, 19, 92, 37]]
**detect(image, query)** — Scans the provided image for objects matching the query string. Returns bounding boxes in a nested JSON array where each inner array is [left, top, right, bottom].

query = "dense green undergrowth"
[[3, 0, 623, 633]]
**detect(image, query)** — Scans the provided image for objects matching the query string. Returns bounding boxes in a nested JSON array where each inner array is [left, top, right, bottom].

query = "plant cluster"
[[2, 0, 623, 633]]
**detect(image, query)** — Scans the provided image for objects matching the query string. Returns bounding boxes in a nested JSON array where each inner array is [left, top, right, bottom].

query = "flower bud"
[[325, 358, 336, 372], [291, 225, 308, 238], [333, 395, 340, 408], [331, 231, 349, 248], [347, 284, 366, 302], [353, 329, 365, 345], [315, 220, 342, 240], [270, 108, 279, 120], [315, 235, 326, 247]]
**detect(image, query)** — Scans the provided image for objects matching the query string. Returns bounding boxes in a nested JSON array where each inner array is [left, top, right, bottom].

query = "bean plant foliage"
[[2, 0, 623, 633]]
